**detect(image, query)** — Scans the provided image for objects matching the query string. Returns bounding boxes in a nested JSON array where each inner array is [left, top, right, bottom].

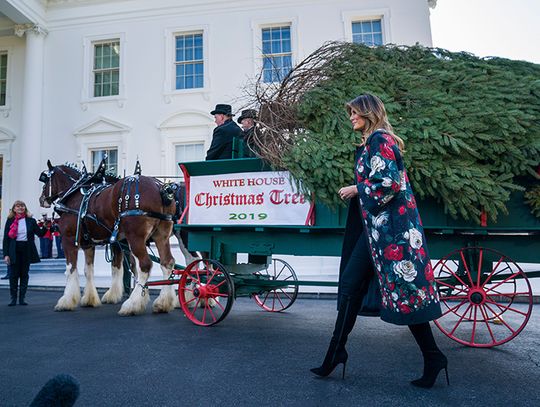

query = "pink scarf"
[[8, 214, 25, 239]]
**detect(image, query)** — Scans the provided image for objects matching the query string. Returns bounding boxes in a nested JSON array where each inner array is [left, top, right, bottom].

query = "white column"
[[14, 24, 48, 214]]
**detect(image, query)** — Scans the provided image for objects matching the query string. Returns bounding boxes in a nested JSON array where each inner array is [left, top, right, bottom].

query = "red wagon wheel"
[[253, 258, 299, 312], [434, 247, 533, 347], [178, 259, 235, 326]]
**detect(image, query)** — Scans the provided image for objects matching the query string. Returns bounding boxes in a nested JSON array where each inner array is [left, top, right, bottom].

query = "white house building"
[[0, 0, 436, 225]]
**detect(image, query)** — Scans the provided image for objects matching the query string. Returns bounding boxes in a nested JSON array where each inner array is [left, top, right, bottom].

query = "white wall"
[[0, 0, 433, 222]]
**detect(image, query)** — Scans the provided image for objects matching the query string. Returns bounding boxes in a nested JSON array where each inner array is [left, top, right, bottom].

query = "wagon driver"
[[205, 103, 243, 160]]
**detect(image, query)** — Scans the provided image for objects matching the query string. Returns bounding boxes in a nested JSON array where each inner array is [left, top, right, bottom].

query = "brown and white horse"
[[39, 160, 177, 315]]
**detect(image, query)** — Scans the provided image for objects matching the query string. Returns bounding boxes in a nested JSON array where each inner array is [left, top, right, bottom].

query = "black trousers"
[[9, 241, 31, 300], [340, 231, 374, 299]]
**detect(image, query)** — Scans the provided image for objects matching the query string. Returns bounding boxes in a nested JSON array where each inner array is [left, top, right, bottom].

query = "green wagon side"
[[173, 158, 539, 347]]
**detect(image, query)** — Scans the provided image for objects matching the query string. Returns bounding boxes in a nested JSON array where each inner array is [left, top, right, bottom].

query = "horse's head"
[[39, 160, 82, 208]]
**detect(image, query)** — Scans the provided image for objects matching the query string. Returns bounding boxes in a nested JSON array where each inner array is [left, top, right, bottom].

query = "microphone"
[[30, 374, 80, 407]]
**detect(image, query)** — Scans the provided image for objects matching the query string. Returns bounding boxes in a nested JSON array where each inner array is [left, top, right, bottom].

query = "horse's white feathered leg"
[[118, 257, 150, 315], [101, 265, 124, 304], [55, 264, 81, 311], [152, 263, 175, 313], [81, 262, 101, 307]]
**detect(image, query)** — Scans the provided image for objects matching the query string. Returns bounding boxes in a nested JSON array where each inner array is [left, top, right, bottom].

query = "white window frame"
[[90, 147, 119, 176], [174, 142, 205, 175], [251, 17, 298, 80], [0, 47, 13, 117], [92, 39, 121, 98], [260, 25, 294, 83], [163, 25, 210, 102], [157, 110, 213, 177], [81, 33, 126, 108], [173, 32, 205, 91], [342, 9, 391, 45]]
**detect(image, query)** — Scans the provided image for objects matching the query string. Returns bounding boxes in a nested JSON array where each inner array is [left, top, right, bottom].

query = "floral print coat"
[[352, 130, 441, 325]]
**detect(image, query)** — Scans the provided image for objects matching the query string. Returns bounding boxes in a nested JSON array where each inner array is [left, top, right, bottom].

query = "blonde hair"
[[8, 200, 31, 219], [346, 93, 405, 152]]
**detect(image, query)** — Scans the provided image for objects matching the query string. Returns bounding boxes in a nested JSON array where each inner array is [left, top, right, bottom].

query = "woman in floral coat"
[[311, 94, 448, 388]]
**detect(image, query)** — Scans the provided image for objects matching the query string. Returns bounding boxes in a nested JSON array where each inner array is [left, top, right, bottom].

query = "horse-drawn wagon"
[[149, 157, 539, 349], [39, 156, 539, 348]]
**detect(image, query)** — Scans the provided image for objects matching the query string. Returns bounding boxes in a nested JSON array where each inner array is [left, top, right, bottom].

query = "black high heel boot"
[[408, 323, 449, 388], [310, 339, 348, 378], [411, 350, 449, 388], [310, 295, 360, 379]]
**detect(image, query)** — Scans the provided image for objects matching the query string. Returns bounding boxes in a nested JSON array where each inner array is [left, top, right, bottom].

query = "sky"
[[429, 0, 540, 64]]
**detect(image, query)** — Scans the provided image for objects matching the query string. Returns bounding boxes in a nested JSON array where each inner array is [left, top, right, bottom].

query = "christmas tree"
[[249, 42, 540, 222]]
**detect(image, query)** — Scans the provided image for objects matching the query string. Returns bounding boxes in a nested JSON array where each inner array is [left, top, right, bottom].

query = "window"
[[262, 26, 292, 83], [0, 53, 7, 106], [352, 19, 383, 46], [91, 149, 118, 175], [175, 33, 204, 89], [93, 40, 120, 97], [175, 143, 204, 174]]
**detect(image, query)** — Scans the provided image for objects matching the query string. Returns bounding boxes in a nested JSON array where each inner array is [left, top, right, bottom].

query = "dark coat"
[[236, 127, 256, 158], [205, 119, 243, 160], [3, 217, 45, 265], [341, 130, 442, 326]]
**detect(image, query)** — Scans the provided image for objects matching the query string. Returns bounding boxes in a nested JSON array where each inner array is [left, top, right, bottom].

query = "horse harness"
[[52, 172, 173, 247], [109, 175, 173, 244]]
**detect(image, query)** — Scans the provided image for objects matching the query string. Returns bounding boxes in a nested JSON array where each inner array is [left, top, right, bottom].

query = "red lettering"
[[269, 190, 284, 204], [194, 193, 206, 207]]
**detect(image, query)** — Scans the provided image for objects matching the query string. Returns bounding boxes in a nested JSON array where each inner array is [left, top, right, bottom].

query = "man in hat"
[[205, 104, 243, 160], [236, 108, 258, 158]]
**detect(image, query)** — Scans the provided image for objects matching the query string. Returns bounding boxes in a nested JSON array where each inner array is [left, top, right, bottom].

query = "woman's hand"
[[4, 256, 10, 265], [338, 185, 358, 201]]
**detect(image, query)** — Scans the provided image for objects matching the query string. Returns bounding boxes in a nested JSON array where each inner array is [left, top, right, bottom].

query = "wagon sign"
[[186, 171, 313, 225]]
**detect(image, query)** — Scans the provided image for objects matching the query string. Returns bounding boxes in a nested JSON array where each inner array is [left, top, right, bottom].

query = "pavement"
[[1, 290, 539, 407]]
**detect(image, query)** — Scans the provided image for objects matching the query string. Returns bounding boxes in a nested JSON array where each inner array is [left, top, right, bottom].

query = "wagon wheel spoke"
[[253, 258, 299, 312], [484, 298, 529, 317], [484, 286, 516, 297], [449, 303, 473, 336], [442, 294, 469, 301], [483, 270, 523, 293], [476, 248, 484, 287], [483, 303, 518, 334], [470, 306, 480, 343], [436, 279, 468, 295], [277, 288, 294, 301], [478, 305, 497, 344], [440, 299, 469, 318], [440, 261, 470, 288], [482, 256, 506, 286], [457, 251, 475, 287]]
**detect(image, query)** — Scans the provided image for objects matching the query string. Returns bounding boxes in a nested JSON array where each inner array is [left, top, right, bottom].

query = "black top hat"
[[237, 109, 258, 123], [210, 104, 233, 116]]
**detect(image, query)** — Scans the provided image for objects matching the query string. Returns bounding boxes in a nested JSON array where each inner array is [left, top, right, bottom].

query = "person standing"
[[310, 94, 448, 388], [51, 217, 65, 259], [38, 214, 53, 259], [236, 109, 258, 157], [3, 200, 46, 306], [205, 104, 243, 160]]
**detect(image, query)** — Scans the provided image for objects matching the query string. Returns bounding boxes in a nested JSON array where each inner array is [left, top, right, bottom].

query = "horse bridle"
[[39, 166, 80, 205]]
